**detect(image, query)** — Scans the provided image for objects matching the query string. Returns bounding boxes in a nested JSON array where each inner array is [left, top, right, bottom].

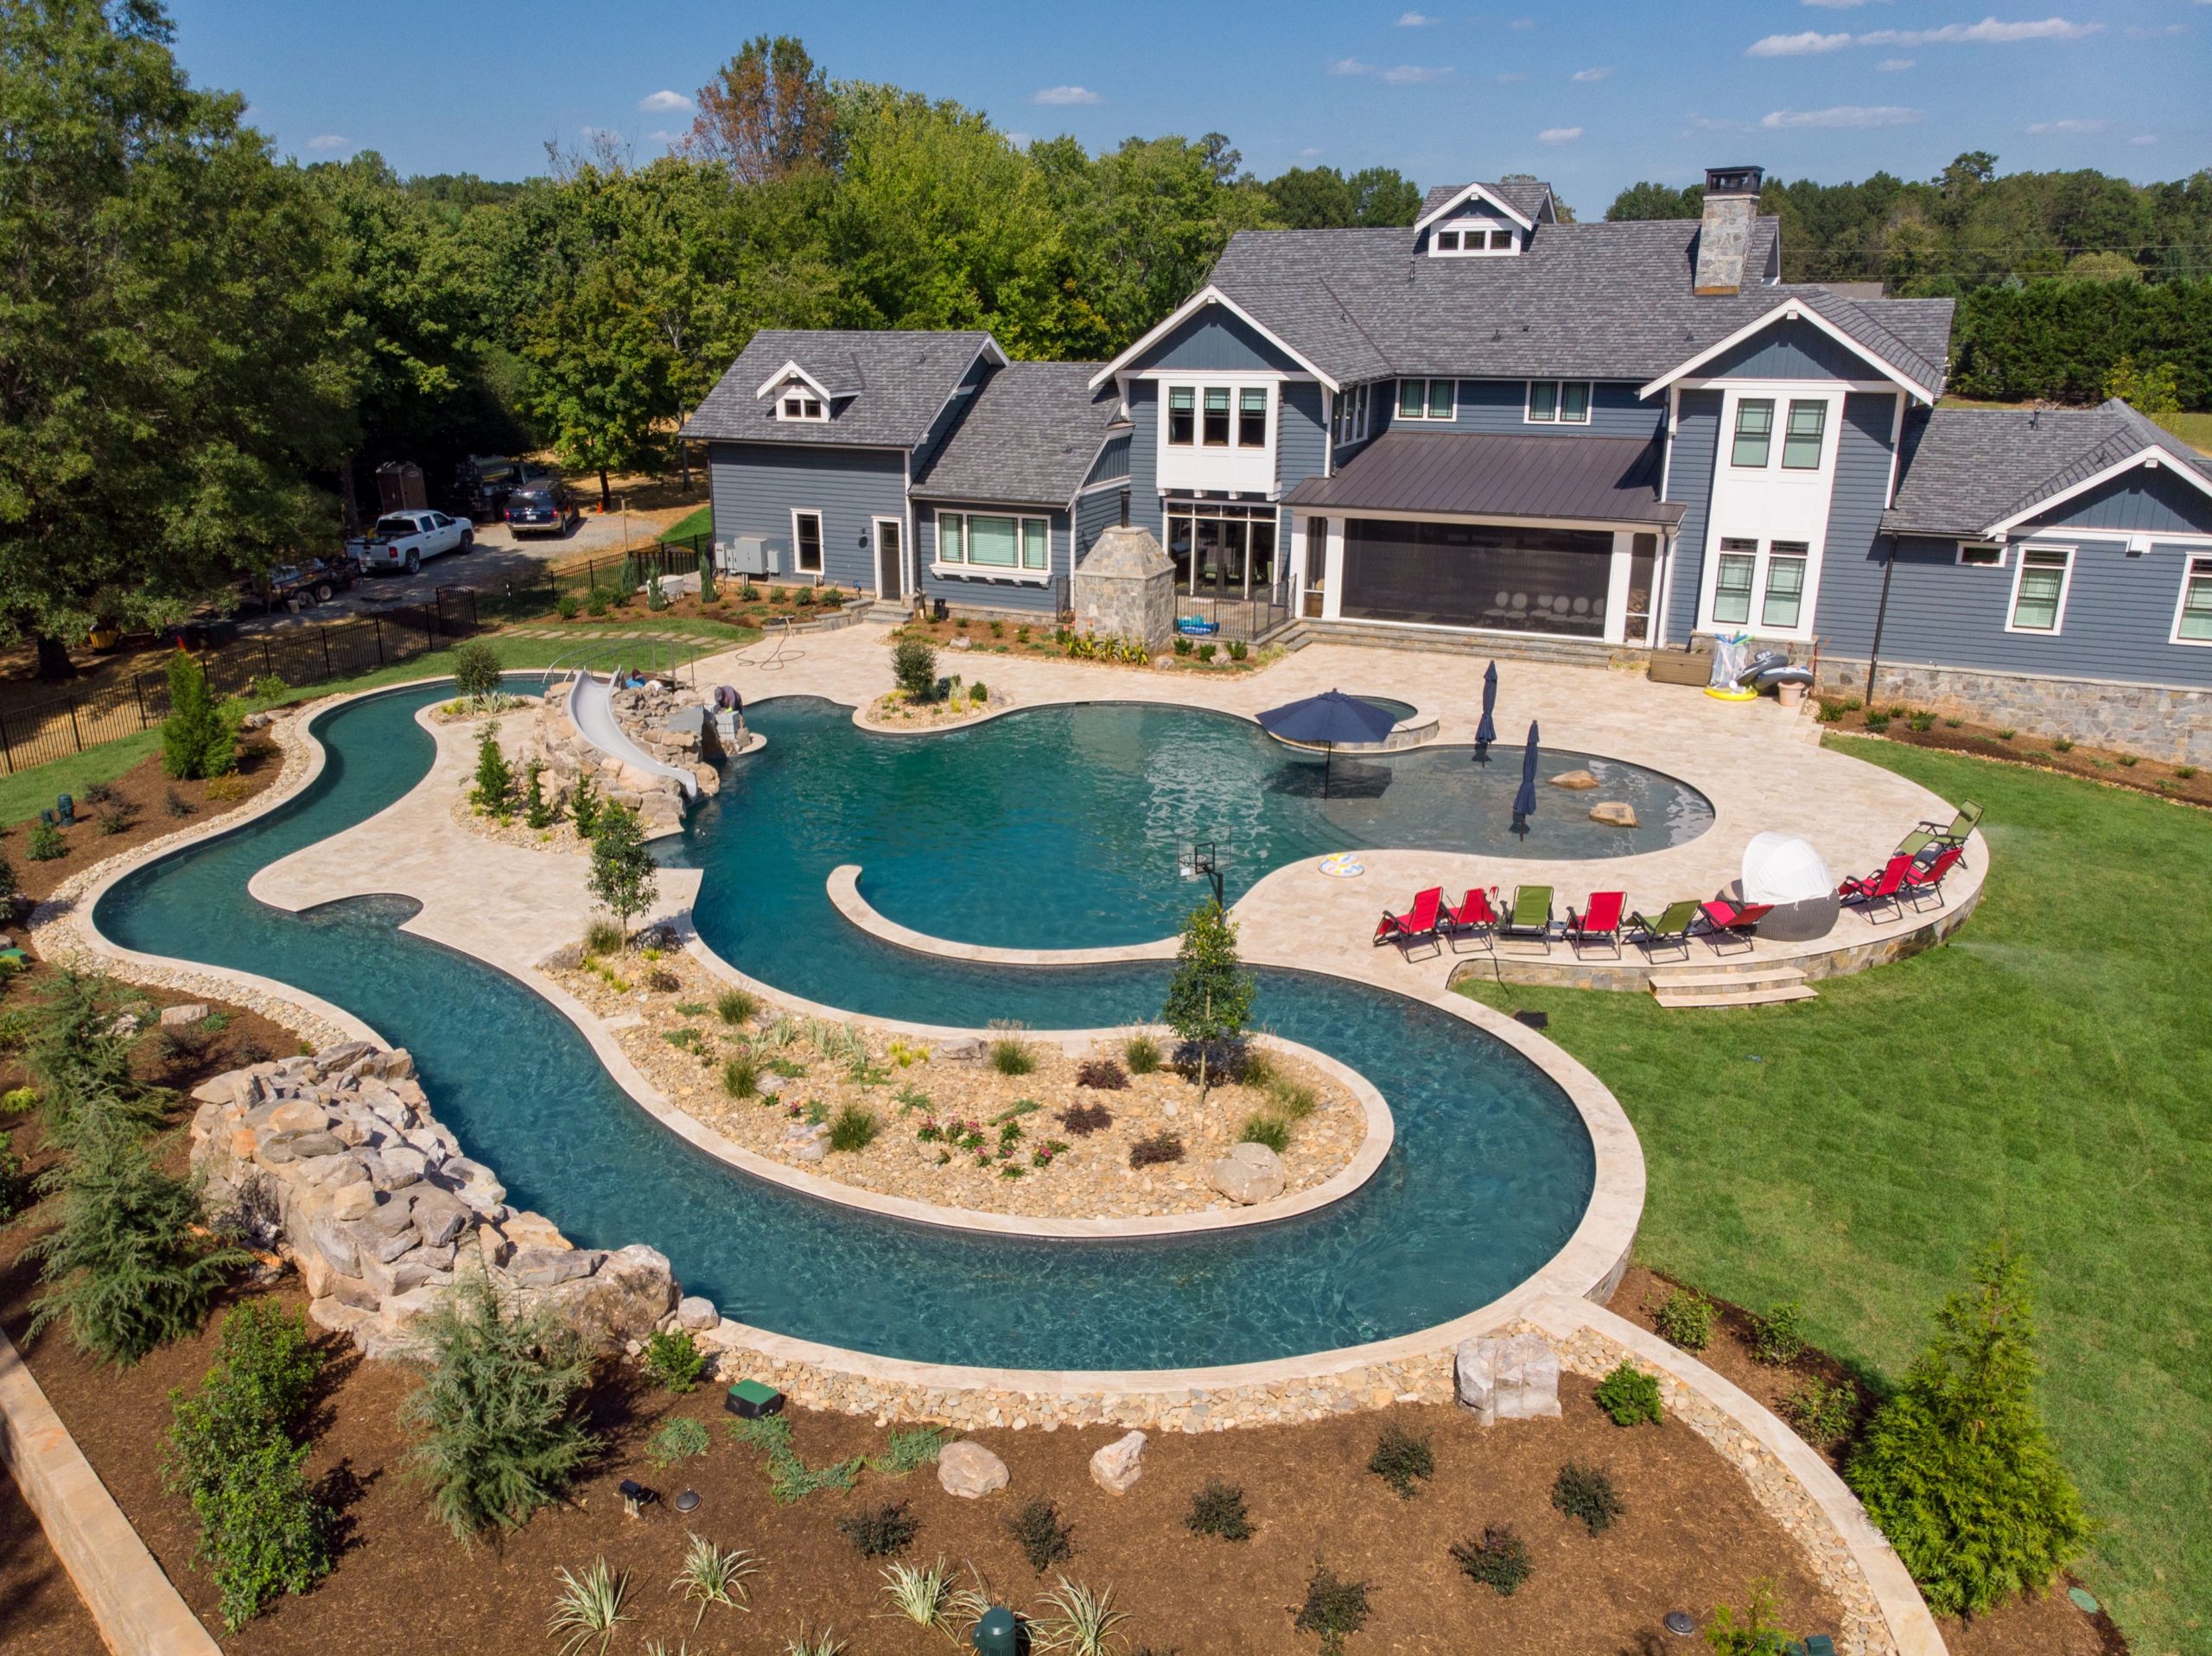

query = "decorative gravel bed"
[[543, 942, 1365, 1221]]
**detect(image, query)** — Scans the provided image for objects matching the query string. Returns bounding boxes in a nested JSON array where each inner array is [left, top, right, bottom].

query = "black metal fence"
[[0, 590, 481, 776], [1173, 588, 1294, 644], [480, 534, 715, 620]]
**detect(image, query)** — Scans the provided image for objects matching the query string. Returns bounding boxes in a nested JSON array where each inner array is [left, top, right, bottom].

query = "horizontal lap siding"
[[1810, 392, 1903, 657], [1698, 317, 1886, 381], [918, 504, 1069, 615], [1440, 379, 1662, 441], [707, 442, 903, 590], [1277, 381, 1328, 495], [1663, 390, 1723, 642], [1124, 382, 1166, 539], [2022, 466, 2212, 537]]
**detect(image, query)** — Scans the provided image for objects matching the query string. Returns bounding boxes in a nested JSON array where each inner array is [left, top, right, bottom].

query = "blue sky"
[[171, 0, 2207, 208]]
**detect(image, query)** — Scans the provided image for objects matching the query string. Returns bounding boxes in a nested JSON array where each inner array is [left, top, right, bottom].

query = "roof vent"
[[1694, 165, 1764, 296]]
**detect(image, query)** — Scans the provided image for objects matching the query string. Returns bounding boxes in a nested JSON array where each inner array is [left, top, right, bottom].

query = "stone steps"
[[1278, 619, 1647, 669], [1649, 964, 1816, 1010]]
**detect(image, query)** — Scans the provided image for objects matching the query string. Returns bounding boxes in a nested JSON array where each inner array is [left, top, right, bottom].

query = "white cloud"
[[1748, 29, 1853, 54], [637, 89, 693, 113], [1878, 56, 1916, 68], [1300, 146, 1325, 157], [1327, 55, 1374, 74], [2026, 117, 2106, 133], [1031, 85, 1101, 105], [1382, 62, 1454, 82], [1686, 113, 1751, 131], [1395, 10, 1436, 23], [1006, 131, 1033, 148], [1762, 105, 1925, 128], [304, 133, 348, 151], [1538, 125, 1583, 143], [645, 130, 688, 145], [1859, 16, 2102, 47], [2125, 22, 2185, 36], [1570, 65, 1611, 80], [2129, 133, 2158, 144]]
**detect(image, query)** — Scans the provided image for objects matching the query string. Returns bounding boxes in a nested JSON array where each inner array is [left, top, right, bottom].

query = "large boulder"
[[1090, 1430, 1147, 1494], [1203, 1143, 1285, 1206], [536, 1243, 677, 1350], [938, 1440, 1009, 1499], [1548, 769, 1601, 790], [1455, 1333, 1561, 1425]]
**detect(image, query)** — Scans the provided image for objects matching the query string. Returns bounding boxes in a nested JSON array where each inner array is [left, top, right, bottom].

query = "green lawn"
[[1461, 736, 2210, 1655], [663, 502, 713, 542], [0, 728, 162, 829]]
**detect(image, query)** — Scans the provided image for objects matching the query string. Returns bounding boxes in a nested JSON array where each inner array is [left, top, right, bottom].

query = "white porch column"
[[1603, 531, 1631, 645], [1319, 517, 1344, 619]]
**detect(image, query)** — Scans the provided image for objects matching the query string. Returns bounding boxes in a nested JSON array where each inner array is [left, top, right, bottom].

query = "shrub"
[[1755, 1300, 1807, 1366], [1032, 1578, 1128, 1656], [1655, 1287, 1715, 1350], [165, 787, 195, 818], [555, 591, 581, 619], [697, 562, 718, 604], [1128, 1131, 1183, 1168], [1122, 1033, 1162, 1074], [28, 820, 64, 860], [1007, 1497, 1074, 1572], [1294, 1562, 1371, 1654], [1075, 1056, 1126, 1089], [162, 650, 236, 779], [1703, 1578, 1800, 1656], [648, 1415, 712, 1467], [721, 1052, 759, 1100], [586, 588, 608, 616], [647, 574, 669, 612], [645, 965, 682, 993], [520, 762, 556, 830], [450, 640, 502, 700], [827, 1103, 880, 1152], [674, 1532, 757, 1628], [838, 1499, 920, 1558], [1228, 638, 1248, 661], [2050, 736, 2074, 753], [2117, 753, 2138, 767], [1592, 1360, 1663, 1427], [988, 1030, 1035, 1076], [1185, 1478, 1253, 1542], [205, 773, 250, 802], [1197, 642, 1217, 662], [471, 724, 516, 815], [795, 585, 816, 606], [569, 772, 602, 839], [1368, 1424, 1434, 1499], [1781, 1379, 1858, 1449], [1449, 1526, 1532, 1596], [1845, 1238, 2088, 1615], [549, 1557, 631, 1655], [0, 1139, 21, 1222], [892, 638, 938, 700], [1239, 1113, 1290, 1152], [402, 1272, 596, 1539], [1995, 727, 2017, 741], [1162, 900, 1254, 1097], [715, 987, 757, 1025], [583, 917, 625, 956], [1863, 711, 1892, 732], [1909, 712, 1936, 732], [1058, 1101, 1113, 1136], [645, 1329, 708, 1393], [1552, 1461, 1624, 1536], [2178, 765, 2200, 780], [97, 801, 138, 835]]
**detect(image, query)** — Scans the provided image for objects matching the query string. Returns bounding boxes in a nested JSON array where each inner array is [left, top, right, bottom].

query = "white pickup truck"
[[346, 509, 473, 575]]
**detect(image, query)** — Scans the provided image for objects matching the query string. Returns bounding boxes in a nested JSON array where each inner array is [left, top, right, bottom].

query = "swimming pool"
[[94, 680, 1608, 1374]]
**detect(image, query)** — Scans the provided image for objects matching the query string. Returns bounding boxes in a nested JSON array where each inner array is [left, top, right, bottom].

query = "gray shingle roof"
[[1420, 180, 1554, 224], [683, 329, 995, 448], [910, 363, 1125, 505], [1287, 428, 1683, 526], [1204, 219, 1950, 392], [1883, 398, 2212, 536]]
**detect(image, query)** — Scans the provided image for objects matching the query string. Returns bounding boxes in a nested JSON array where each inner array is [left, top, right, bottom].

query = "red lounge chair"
[[1443, 887, 1499, 954], [1565, 891, 1627, 959], [1695, 898, 1773, 955], [1901, 844, 1964, 910], [1374, 886, 1445, 959], [1839, 853, 1916, 923]]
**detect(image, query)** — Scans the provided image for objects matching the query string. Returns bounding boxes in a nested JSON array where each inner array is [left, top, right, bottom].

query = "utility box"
[[375, 461, 428, 514], [970, 1606, 1018, 1655], [724, 1379, 785, 1419], [719, 536, 780, 578]]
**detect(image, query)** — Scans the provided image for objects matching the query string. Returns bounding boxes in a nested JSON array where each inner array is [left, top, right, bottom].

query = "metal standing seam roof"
[[682, 329, 997, 448], [909, 362, 1127, 505], [1286, 428, 1686, 527], [1882, 398, 2212, 536]]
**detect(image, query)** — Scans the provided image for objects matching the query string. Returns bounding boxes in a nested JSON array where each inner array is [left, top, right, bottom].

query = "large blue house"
[[683, 166, 2212, 759]]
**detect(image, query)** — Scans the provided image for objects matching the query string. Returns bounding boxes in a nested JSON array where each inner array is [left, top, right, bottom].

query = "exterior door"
[[874, 518, 903, 601]]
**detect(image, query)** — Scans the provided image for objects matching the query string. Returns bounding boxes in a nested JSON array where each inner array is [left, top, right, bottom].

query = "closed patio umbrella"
[[1257, 688, 1397, 798], [1513, 719, 1541, 830], [1474, 660, 1498, 761]]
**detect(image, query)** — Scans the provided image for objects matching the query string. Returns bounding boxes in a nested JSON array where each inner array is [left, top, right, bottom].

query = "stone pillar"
[[1070, 525, 1175, 651]]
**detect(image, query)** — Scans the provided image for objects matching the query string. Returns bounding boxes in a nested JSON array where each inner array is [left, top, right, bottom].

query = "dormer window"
[[778, 384, 826, 422], [1429, 220, 1519, 257]]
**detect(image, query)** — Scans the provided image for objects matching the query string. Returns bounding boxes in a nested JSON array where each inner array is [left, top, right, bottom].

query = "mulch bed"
[[1817, 705, 2209, 810], [4, 733, 285, 904], [893, 614, 1275, 675], [1617, 1264, 2127, 1656]]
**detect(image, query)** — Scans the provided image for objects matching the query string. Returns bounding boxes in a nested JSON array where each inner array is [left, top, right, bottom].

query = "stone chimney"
[[1693, 165, 1764, 295]]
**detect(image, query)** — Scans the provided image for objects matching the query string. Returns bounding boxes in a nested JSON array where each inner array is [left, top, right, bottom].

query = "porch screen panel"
[[1340, 518, 1613, 636]]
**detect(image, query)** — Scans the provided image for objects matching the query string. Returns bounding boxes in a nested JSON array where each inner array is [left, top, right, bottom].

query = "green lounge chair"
[[1897, 799, 1982, 859], [1500, 885, 1554, 953], [1628, 899, 1700, 961]]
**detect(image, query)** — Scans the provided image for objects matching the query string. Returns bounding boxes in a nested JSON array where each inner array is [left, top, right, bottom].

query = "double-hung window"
[[1731, 398, 1774, 467], [1202, 387, 1231, 447], [1397, 378, 1455, 421], [1713, 538, 1758, 626], [1435, 229, 1461, 251], [1166, 387, 1195, 446], [792, 511, 823, 574], [1171, 384, 1272, 448], [1761, 542, 1809, 629], [2008, 547, 2072, 633], [1332, 383, 1371, 445], [1526, 381, 1591, 424], [938, 511, 1048, 576], [1239, 388, 1268, 447], [1781, 400, 1827, 469], [2177, 556, 2212, 644]]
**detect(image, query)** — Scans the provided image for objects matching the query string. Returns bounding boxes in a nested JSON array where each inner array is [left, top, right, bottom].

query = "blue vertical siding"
[[1084, 430, 1132, 485], [707, 441, 903, 592], [1276, 381, 1328, 495], [1132, 308, 1305, 375], [2018, 465, 2212, 536], [1807, 392, 1902, 657], [916, 503, 1071, 616], [1696, 317, 1890, 382], [1663, 390, 1723, 641]]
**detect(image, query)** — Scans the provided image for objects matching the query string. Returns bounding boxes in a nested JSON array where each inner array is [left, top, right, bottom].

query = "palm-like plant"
[[879, 1555, 957, 1632], [1029, 1577, 1128, 1656], [548, 1558, 631, 1656], [783, 1627, 846, 1656], [673, 1532, 759, 1629]]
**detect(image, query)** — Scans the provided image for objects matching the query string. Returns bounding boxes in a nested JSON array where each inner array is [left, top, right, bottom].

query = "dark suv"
[[505, 479, 581, 537]]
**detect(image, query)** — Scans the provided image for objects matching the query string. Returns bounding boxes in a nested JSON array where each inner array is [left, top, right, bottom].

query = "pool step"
[[1649, 965, 1816, 1010]]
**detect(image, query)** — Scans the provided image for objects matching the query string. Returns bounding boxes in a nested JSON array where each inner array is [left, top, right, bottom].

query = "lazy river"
[[95, 680, 1622, 1374]]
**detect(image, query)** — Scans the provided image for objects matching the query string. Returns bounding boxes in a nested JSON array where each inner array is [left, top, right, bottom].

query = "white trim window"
[[1526, 381, 1592, 425], [776, 382, 826, 422], [1956, 541, 2007, 568], [1761, 541, 1810, 629], [1730, 397, 1774, 467], [1712, 537, 1758, 626], [791, 510, 823, 574], [1396, 378, 1457, 421], [1707, 536, 1814, 635], [2172, 555, 2212, 645], [1166, 386, 1195, 446], [1332, 383, 1372, 445], [936, 511, 1050, 579], [1780, 400, 1827, 470], [1164, 383, 1272, 450], [2006, 545, 2073, 634], [1430, 222, 1519, 257]]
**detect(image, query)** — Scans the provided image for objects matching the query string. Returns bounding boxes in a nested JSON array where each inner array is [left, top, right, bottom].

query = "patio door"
[[874, 517, 903, 601]]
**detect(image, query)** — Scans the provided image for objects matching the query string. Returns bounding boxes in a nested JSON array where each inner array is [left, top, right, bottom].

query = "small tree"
[[162, 650, 232, 780], [403, 1272, 596, 1539], [450, 639, 502, 701], [522, 761, 556, 829], [471, 724, 516, 815], [647, 574, 669, 612], [697, 559, 718, 604], [2105, 354, 2181, 419], [1160, 900, 1255, 1098], [569, 771, 601, 839], [1847, 1237, 2091, 1616], [892, 637, 938, 701], [588, 801, 658, 939]]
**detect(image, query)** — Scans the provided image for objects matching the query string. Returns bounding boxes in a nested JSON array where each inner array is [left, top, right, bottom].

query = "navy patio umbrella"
[[1257, 688, 1397, 797], [1513, 719, 1541, 830], [1474, 660, 1499, 760]]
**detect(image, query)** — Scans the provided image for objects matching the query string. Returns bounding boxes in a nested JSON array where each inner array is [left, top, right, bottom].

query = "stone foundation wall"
[[1822, 656, 2212, 765]]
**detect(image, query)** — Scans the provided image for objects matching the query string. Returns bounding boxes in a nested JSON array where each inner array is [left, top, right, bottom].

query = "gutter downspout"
[[1865, 534, 1897, 705]]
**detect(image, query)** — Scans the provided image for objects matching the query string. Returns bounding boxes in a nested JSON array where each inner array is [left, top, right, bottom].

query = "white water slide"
[[565, 670, 698, 798]]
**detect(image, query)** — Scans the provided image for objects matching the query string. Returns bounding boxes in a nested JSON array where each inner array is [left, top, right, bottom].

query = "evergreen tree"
[[587, 801, 658, 938], [568, 771, 601, 839], [696, 558, 717, 604], [162, 650, 224, 779], [24, 1115, 247, 1366], [403, 1272, 595, 1539], [522, 760, 556, 829], [470, 722, 515, 815], [1847, 1237, 2092, 1616], [24, 969, 161, 1144], [1160, 899, 1255, 1098]]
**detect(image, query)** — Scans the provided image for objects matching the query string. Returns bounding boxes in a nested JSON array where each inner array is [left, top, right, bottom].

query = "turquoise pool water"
[[96, 681, 1600, 1372], [706, 700, 1709, 950]]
